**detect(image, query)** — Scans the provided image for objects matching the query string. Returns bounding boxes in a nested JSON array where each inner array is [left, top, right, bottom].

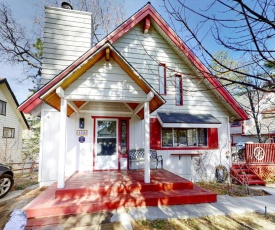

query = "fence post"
[[30, 162, 35, 173]]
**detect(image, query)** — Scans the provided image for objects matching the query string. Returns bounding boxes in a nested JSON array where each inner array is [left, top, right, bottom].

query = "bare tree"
[[163, 0, 275, 92], [210, 51, 274, 142], [0, 3, 42, 91]]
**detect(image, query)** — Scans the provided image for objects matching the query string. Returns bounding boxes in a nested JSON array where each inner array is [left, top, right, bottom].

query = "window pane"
[[162, 128, 208, 148], [159, 64, 166, 94], [231, 121, 241, 126], [173, 129, 187, 146], [162, 128, 173, 146], [187, 129, 196, 146], [97, 120, 117, 156], [3, 127, 15, 138], [120, 120, 127, 155], [175, 75, 182, 105], [97, 138, 116, 156], [198, 128, 207, 146], [97, 120, 116, 137], [0, 100, 6, 115]]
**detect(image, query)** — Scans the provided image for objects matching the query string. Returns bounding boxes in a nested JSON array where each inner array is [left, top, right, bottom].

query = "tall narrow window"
[[175, 74, 183, 105], [120, 120, 127, 155], [0, 100, 7, 116], [159, 64, 166, 95]]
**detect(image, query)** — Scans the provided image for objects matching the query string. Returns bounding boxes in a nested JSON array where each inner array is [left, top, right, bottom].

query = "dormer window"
[[0, 100, 7, 116]]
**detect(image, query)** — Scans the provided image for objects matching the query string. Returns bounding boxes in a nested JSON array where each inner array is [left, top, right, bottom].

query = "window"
[[120, 120, 127, 155], [3, 127, 15, 138], [0, 100, 7, 116], [231, 121, 241, 127], [96, 120, 117, 156], [175, 74, 183, 105], [159, 64, 166, 94], [162, 128, 207, 147]]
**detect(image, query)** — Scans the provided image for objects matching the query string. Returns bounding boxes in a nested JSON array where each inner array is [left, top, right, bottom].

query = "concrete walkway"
[[111, 185, 275, 230], [2, 184, 275, 230], [0, 184, 39, 205]]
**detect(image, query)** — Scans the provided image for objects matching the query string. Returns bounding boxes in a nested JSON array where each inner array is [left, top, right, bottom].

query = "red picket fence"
[[245, 143, 275, 164], [244, 143, 275, 179]]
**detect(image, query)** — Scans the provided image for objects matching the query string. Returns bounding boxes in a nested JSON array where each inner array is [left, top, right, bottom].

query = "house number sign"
[[76, 130, 87, 136], [79, 136, 85, 143]]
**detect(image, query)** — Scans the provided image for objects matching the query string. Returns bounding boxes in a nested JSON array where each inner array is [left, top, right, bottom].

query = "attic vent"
[[61, 2, 73, 10]]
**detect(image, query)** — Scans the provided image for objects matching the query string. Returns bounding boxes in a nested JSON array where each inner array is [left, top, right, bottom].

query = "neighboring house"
[[231, 92, 275, 145], [0, 78, 29, 163], [18, 3, 248, 187]]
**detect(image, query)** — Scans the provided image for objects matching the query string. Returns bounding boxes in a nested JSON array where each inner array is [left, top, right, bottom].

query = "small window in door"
[[96, 120, 117, 156]]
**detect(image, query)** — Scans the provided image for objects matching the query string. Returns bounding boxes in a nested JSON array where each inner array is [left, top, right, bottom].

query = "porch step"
[[230, 164, 266, 186], [25, 185, 216, 219], [55, 181, 194, 199], [24, 170, 217, 220], [232, 169, 250, 173], [237, 174, 259, 180], [231, 164, 247, 169]]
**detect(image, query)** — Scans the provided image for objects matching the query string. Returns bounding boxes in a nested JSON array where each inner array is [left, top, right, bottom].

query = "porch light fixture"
[[79, 118, 85, 129]]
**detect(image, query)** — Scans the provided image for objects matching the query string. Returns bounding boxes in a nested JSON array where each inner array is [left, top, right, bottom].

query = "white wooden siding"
[[114, 24, 229, 117], [65, 58, 147, 102], [0, 86, 23, 163], [129, 116, 144, 149], [40, 109, 59, 184], [81, 102, 132, 114], [41, 6, 92, 86]]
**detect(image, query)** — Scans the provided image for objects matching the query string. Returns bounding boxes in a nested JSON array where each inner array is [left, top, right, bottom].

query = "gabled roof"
[[0, 78, 29, 129], [18, 3, 248, 120], [20, 42, 165, 118]]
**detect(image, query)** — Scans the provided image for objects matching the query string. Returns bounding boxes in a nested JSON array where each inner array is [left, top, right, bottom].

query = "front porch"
[[24, 169, 217, 222]]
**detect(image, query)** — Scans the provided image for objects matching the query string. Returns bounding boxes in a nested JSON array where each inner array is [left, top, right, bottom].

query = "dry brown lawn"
[[132, 213, 275, 230]]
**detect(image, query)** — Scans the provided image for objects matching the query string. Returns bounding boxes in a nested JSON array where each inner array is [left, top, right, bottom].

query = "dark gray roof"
[[157, 112, 221, 124]]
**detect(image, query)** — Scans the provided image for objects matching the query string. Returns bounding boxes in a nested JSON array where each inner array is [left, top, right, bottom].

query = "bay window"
[[162, 127, 207, 147]]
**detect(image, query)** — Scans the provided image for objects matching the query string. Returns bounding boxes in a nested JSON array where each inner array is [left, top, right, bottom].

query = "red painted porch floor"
[[23, 169, 217, 222]]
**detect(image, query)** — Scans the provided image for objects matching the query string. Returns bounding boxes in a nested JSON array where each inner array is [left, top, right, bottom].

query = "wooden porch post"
[[144, 101, 150, 183], [144, 91, 154, 183], [56, 87, 67, 189]]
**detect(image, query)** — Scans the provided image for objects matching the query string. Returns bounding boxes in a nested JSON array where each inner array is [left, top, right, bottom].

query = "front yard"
[[1, 173, 275, 229]]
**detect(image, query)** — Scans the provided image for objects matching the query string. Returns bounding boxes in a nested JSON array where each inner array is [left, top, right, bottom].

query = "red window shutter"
[[150, 118, 161, 149], [208, 128, 219, 149]]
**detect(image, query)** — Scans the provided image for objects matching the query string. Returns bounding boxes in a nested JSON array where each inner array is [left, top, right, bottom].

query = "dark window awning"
[[157, 112, 222, 128]]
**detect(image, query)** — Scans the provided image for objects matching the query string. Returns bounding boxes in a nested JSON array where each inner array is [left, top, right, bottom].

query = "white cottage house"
[[19, 3, 248, 188], [0, 78, 29, 163]]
